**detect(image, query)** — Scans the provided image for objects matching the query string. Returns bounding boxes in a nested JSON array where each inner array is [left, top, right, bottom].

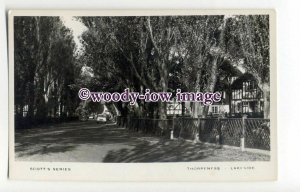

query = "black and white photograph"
[[8, 10, 276, 181]]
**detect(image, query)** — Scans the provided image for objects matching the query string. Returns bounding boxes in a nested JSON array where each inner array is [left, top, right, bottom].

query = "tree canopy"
[[78, 15, 270, 118], [14, 14, 270, 129]]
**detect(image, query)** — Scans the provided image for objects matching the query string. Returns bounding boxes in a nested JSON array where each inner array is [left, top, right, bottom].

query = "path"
[[15, 121, 270, 162]]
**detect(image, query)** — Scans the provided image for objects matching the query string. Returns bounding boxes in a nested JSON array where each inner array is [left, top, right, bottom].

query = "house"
[[167, 99, 183, 116], [230, 73, 264, 118], [166, 65, 265, 118], [207, 91, 230, 117], [167, 98, 192, 116], [207, 72, 264, 118]]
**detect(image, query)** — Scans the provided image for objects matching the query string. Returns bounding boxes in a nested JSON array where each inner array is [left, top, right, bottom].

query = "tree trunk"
[[181, 102, 185, 116], [27, 81, 35, 121], [192, 103, 202, 118], [262, 83, 270, 119], [192, 71, 202, 118], [202, 57, 219, 117], [158, 61, 168, 120]]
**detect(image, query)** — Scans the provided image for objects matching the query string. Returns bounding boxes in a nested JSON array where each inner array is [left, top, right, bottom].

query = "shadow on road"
[[15, 121, 269, 162], [15, 121, 156, 158], [103, 140, 214, 162]]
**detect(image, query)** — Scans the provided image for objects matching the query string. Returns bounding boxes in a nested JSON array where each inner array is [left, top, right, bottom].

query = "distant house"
[[166, 69, 265, 118], [167, 98, 192, 116], [167, 99, 183, 116], [208, 91, 230, 116], [230, 73, 264, 117], [208, 72, 264, 118]]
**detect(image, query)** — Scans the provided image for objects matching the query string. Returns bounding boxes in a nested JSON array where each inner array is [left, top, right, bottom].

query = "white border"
[[8, 9, 276, 182]]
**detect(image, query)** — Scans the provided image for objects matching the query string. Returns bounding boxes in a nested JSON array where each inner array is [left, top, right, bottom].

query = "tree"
[[173, 16, 227, 117], [79, 16, 178, 119], [224, 15, 270, 118], [14, 16, 78, 128], [77, 15, 270, 120]]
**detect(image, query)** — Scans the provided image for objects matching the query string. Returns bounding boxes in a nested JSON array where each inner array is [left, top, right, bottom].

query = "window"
[[233, 89, 242, 100], [23, 105, 28, 117], [242, 101, 249, 113], [212, 106, 219, 114], [243, 81, 257, 99]]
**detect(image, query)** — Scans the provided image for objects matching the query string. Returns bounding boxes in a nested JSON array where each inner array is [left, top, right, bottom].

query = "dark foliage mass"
[[14, 17, 80, 128], [14, 15, 270, 128], [78, 15, 270, 119]]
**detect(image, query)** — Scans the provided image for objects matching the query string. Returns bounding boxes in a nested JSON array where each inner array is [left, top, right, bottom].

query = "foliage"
[[77, 15, 270, 118], [14, 16, 79, 127], [14, 14, 271, 127]]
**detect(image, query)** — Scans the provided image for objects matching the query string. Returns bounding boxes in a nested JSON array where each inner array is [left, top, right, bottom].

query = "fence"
[[117, 116, 270, 151]]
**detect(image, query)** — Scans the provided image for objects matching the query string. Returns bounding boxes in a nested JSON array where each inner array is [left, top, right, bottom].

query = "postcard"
[[8, 9, 277, 181]]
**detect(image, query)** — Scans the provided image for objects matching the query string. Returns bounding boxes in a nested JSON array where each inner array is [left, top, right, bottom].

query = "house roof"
[[231, 73, 257, 89], [214, 60, 243, 91], [219, 60, 243, 77]]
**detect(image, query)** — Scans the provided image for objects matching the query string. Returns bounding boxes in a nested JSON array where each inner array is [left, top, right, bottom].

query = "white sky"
[[60, 16, 87, 52]]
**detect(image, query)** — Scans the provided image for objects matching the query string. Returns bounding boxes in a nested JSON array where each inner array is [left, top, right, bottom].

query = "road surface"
[[15, 121, 270, 162]]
